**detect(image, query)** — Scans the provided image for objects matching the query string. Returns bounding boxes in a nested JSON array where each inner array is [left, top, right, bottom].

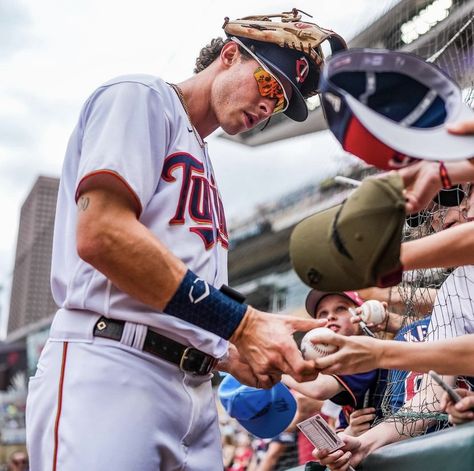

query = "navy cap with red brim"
[[320, 49, 474, 170]]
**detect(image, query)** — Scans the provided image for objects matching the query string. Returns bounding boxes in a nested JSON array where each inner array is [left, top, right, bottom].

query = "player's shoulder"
[[100, 74, 168, 93], [81, 74, 173, 116], [93, 74, 173, 101]]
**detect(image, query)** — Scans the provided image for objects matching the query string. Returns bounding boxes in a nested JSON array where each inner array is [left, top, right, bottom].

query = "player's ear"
[[220, 41, 240, 68]]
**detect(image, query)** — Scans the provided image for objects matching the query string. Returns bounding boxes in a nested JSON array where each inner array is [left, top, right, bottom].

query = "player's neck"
[[174, 73, 218, 139]]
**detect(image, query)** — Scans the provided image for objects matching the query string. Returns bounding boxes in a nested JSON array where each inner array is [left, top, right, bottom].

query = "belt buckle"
[[179, 347, 216, 375]]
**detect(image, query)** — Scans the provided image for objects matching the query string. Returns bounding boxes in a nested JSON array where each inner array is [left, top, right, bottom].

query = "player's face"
[[315, 294, 359, 337], [211, 53, 292, 135]]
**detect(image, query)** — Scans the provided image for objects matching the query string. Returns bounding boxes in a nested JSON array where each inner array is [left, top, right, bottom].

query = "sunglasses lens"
[[253, 66, 288, 115]]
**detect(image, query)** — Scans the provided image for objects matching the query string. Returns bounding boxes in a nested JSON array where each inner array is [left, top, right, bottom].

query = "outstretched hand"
[[230, 306, 326, 383]]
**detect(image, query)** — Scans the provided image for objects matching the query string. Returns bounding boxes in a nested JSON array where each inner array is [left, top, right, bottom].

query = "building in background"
[[7, 176, 59, 338]]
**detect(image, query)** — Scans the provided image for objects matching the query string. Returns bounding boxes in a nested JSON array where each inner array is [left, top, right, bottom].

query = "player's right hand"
[[229, 306, 326, 382], [312, 433, 364, 471], [441, 389, 474, 425]]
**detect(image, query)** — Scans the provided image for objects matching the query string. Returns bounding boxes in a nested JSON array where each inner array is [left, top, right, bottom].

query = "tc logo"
[[296, 57, 309, 83]]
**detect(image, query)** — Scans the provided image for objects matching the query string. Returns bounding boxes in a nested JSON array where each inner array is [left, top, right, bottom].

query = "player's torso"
[[50, 75, 228, 356]]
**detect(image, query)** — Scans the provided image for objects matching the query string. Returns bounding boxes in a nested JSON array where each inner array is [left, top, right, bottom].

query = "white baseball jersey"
[[50, 75, 229, 358], [426, 265, 474, 340]]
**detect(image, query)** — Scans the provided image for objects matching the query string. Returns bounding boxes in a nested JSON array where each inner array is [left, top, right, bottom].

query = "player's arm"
[[76, 180, 186, 312], [282, 373, 344, 401], [76, 179, 325, 383]]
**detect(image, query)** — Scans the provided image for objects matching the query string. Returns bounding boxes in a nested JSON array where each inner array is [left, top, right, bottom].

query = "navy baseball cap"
[[320, 49, 474, 169], [232, 36, 318, 121], [218, 374, 297, 439]]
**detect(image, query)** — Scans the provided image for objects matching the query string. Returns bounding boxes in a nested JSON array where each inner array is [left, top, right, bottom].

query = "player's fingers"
[[287, 317, 327, 333], [255, 374, 278, 389]]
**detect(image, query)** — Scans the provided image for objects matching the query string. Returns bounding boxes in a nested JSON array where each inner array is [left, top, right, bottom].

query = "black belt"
[[93, 317, 218, 375]]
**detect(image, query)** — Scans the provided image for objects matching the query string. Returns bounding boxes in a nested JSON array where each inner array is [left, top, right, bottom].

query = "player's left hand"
[[230, 306, 327, 383], [440, 389, 474, 425], [216, 343, 280, 389]]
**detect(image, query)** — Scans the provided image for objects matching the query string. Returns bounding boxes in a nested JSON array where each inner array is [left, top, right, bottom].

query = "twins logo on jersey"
[[162, 152, 228, 250]]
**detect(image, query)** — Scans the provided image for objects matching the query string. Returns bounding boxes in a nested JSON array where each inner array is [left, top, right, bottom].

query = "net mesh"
[[376, 192, 472, 435], [369, 0, 474, 438]]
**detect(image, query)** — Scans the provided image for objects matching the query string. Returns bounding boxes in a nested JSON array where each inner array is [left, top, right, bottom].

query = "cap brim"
[[346, 94, 474, 161], [306, 289, 363, 316], [252, 50, 309, 122], [237, 383, 297, 438], [290, 205, 357, 291]]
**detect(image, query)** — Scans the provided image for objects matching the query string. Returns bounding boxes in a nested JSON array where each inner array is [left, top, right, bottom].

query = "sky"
[[0, 0, 397, 319]]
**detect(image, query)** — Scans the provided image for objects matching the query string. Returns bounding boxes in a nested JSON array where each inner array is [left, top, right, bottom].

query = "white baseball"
[[300, 327, 338, 360], [359, 300, 387, 325]]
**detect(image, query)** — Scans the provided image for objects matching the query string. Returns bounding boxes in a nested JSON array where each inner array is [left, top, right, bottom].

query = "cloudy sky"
[[0, 0, 397, 318]]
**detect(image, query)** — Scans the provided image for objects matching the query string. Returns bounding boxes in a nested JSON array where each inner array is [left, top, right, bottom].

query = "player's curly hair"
[[194, 37, 252, 74]]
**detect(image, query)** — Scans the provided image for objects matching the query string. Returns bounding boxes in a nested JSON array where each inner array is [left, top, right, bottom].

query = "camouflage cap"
[[290, 173, 405, 291]]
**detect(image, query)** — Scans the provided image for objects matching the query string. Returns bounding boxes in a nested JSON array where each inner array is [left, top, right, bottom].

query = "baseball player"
[[25, 10, 346, 471]]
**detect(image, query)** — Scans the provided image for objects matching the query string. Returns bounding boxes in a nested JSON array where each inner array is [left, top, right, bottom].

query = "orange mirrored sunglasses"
[[253, 66, 288, 115]]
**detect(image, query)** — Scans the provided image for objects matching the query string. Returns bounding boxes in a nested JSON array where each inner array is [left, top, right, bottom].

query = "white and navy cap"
[[232, 36, 320, 122], [319, 48, 474, 169]]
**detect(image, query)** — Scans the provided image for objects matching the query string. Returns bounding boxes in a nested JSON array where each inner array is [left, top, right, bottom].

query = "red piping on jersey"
[[331, 374, 357, 408], [53, 342, 69, 471], [75, 170, 143, 217]]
